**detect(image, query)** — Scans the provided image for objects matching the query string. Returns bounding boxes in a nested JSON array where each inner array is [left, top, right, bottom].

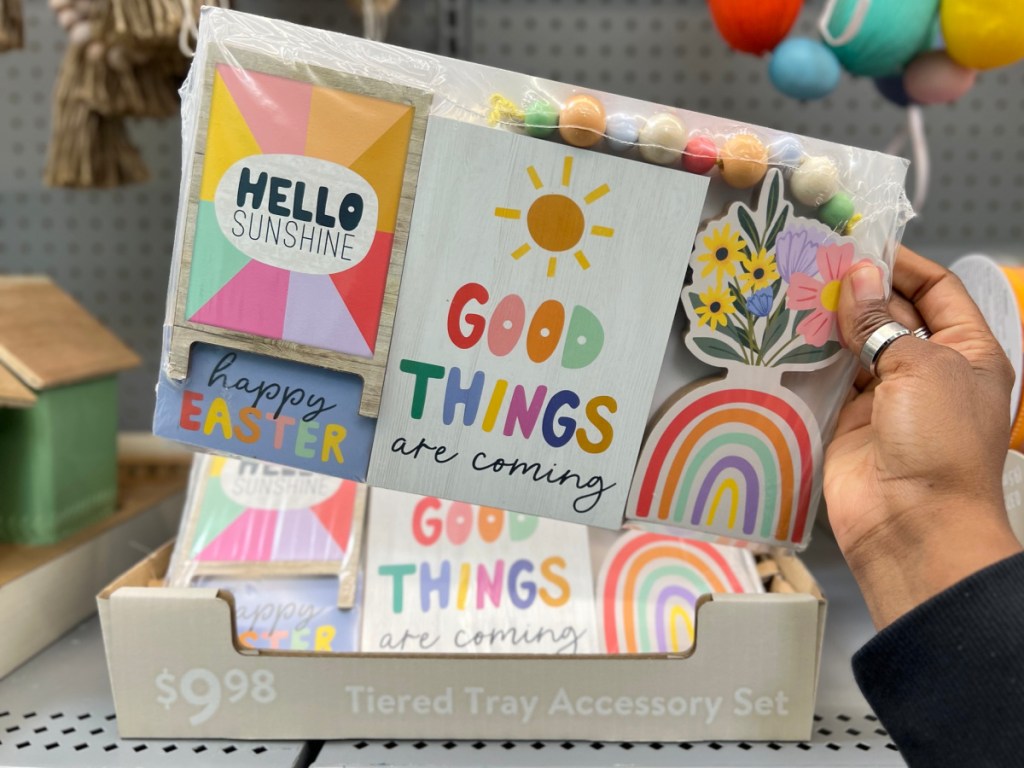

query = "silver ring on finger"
[[861, 321, 912, 378], [912, 325, 932, 341]]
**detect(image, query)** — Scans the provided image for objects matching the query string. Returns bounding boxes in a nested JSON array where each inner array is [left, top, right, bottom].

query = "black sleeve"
[[852, 552, 1024, 768]]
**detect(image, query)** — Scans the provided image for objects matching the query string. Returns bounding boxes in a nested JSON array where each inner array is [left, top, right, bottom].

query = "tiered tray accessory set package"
[[99, 7, 912, 743]]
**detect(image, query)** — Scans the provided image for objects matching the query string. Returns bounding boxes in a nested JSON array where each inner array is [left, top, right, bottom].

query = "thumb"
[[838, 262, 923, 379]]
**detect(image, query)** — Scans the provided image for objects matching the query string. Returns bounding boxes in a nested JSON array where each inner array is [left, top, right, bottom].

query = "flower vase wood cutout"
[[628, 170, 867, 550]]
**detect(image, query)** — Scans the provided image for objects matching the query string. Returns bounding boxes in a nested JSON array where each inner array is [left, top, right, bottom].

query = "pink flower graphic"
[[787, 243, 855, 347]]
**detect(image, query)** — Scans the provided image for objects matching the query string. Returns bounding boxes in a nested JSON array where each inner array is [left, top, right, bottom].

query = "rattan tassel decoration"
[[0, 0, 24, 51], [44, 0, 200, 188], [46, 44, 149, 187]]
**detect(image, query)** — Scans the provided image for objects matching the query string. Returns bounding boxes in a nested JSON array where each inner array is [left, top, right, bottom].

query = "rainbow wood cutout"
[[628, 170, 863, 549], [597, 530, 761, 654], [166, 46, 431, 418]]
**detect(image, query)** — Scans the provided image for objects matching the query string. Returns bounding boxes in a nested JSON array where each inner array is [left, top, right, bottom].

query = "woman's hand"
[[824, 247, 1022, 629]]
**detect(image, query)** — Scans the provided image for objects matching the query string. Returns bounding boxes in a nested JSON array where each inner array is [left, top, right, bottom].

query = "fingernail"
[[851, 264, 884, 302]]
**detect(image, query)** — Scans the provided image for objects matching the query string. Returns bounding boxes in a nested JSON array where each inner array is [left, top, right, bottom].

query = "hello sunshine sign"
[[367, 119, 709, 528], [165, 47, 430, 420]]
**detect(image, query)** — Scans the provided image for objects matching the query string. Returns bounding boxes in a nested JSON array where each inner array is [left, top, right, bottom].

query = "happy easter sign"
[[362, 488, 597, 654], [368, 119, 708, 528]]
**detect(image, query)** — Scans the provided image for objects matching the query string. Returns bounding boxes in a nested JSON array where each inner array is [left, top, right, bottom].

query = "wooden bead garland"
[[496, 91, 861, 235]]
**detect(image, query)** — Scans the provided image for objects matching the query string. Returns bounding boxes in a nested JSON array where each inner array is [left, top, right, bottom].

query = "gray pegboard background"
[[1, 0, 1022, 429]]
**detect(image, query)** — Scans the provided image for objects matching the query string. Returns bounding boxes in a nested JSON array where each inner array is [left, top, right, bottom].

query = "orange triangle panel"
[[304, 86, 411, 170], [348, 108, 415, 234]]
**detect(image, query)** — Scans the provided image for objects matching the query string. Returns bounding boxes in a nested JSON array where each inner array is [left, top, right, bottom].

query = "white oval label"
[[219, 460, 342, 509], [214, 155, 379, 275]]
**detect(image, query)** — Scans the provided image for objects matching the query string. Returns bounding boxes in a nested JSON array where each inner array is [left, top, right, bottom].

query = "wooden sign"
[[166, 46, 431, 418], [154, 342, 378, 481], [168, 454, 366, 606], [368, 118, 709, 528], [194, 575, 361, 653], [627, 171, 867, 548], [361, 488, 597, 654]]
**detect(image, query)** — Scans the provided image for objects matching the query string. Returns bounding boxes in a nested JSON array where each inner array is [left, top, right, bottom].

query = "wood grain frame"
[[166, 44, 432, 418], [175, 468, 367, 608]]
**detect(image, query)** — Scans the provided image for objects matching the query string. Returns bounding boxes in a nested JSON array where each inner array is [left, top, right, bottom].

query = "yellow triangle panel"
[[199, 69, 263, 202]]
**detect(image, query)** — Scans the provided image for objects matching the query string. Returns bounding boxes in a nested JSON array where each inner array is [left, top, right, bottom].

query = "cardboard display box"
[[98, 545, 825, 742]]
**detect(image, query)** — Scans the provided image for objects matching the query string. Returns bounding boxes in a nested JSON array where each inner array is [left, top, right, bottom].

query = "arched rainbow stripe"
[[630, 387, 818, 544], [598, 531, 749, 654]]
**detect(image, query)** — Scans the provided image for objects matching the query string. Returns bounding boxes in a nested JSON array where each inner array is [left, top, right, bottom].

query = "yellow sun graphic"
[[494, 156, 614, 278]]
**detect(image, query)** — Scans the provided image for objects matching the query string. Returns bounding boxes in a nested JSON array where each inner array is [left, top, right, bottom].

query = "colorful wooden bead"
[[768, 136, 805, 175], [720, 134, 768, 189], [682, 135, 718, 175], [558, 94, 606, 148], [524, 99, 559, 139], [902, 51, 977, 105], [638, 113, 687, 165], [605, 113, 641, 152], [790, 156, 840, 207], [817, 191, 856, 231]]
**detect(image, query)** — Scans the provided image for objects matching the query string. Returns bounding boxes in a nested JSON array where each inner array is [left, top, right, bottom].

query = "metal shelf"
[[0, 619, 310, 768], [0, 531, 905, 767]]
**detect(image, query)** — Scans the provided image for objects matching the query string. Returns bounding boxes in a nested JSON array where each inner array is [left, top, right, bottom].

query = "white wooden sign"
[[361, 488, 597, 654], [367, 118, 709, 527]]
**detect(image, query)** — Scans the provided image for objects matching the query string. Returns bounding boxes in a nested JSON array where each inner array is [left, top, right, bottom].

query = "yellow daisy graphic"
[[696, 225, 746, 284], [694, 285, 736, 330], [738, 248, 780, 293]]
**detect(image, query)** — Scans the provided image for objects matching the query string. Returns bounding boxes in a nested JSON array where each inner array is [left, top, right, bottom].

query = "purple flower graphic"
[[748, 287, 774, 318], [776, 226, 826, 282]]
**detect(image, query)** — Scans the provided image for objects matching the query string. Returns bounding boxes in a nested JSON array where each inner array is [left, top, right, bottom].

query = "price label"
[[154, 668, 277, 725]]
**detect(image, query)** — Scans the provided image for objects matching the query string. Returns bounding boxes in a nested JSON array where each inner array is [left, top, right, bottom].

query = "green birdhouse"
[[0, 276, 139, 545]]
